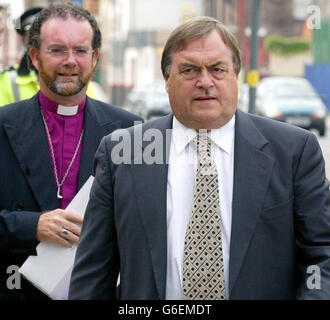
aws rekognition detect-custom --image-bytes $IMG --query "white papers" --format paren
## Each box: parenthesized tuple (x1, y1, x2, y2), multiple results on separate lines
(19, 176, 94, 300)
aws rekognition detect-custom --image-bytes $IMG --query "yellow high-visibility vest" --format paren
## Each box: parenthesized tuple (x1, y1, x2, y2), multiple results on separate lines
(0, 65, 39, 106)
(86, 82, 99, 100)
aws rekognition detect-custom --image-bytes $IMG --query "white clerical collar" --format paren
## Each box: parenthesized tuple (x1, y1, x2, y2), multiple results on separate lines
(57, 105, 79, 116)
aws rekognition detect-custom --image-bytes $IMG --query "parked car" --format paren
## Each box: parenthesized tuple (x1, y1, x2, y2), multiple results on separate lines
(125, 81, 171, 120)
(256, 76, 327, 136)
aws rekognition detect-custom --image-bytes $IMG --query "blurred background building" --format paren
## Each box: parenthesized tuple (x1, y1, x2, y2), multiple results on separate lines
(0, 0, 329, 110)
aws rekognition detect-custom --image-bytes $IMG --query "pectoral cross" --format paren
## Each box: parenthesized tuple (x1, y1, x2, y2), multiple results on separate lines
(57, 187, 63, 200)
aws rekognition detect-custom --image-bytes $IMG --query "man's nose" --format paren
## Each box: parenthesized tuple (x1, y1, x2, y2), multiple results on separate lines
(63, 50, 78, 65)
(196, 70, 214, 89)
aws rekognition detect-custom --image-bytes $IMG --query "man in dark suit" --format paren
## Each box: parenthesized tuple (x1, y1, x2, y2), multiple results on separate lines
(0, 3, 141, 300)
(69, 17, 330, 300)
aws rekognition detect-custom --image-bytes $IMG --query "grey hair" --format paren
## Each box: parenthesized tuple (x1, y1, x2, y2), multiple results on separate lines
(161, 16, 242, 79)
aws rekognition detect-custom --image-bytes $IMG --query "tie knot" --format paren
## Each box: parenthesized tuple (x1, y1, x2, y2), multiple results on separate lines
(191, 133, 211, 157)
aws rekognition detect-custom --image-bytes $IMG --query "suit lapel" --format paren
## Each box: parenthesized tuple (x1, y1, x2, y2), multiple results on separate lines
(129, 114, 173, 300)
(78, 99, 104, 188)
(4, 95, 59, 210)
(229, 111, 275, 295)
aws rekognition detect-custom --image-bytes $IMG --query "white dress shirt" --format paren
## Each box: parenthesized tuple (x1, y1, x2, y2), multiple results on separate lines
(166, 115, 235, 300)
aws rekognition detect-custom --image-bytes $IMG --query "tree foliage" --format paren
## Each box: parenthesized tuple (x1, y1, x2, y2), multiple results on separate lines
(264, 35, 311, 56)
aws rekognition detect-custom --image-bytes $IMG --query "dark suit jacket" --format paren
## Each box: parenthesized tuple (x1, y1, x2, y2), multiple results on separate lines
(0, 93, 142, 299)
(69, 110, 330, 300)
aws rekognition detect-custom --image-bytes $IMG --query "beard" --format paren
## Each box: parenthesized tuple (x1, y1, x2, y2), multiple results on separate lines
(38, 59, 94, 96)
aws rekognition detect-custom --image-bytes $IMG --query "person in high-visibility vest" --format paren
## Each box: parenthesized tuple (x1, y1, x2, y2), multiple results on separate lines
(0, 7, 42, 106)
(0, 7, 106, 106)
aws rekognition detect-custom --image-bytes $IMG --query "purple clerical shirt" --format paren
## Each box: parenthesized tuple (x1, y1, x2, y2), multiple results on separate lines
(39, 91, 85, 209)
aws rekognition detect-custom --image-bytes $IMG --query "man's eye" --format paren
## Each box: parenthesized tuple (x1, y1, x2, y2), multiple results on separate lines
(213, 67, 224, 73)
(182, 68, 198, 77)
(52, 48, 63, 54)
(212, 67, 227, 78)
(75, 49, 88, 55)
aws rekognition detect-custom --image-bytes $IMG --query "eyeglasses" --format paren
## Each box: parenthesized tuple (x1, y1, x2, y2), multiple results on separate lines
(45, 48, 95, 58)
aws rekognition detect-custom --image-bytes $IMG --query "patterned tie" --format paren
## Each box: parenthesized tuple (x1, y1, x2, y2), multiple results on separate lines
(182, 133, 226, 300)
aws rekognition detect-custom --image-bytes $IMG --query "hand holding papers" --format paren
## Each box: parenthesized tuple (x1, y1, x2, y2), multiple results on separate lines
(19, 176, 94, 300)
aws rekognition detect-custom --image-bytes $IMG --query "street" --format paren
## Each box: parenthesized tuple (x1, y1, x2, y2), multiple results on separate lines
(317, 116, 330, 179)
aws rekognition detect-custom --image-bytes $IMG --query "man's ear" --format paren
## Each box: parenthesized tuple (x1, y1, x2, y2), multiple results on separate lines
(165, 77, 170, 93)
(92, 48, 100, 69)
(29, 47, 40, 71)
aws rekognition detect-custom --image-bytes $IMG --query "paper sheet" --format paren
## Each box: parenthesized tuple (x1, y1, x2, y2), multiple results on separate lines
(19, 176, 94, 300)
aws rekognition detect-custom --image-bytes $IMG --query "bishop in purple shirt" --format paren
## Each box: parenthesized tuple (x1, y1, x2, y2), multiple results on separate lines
(0, 3, 142, 300)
